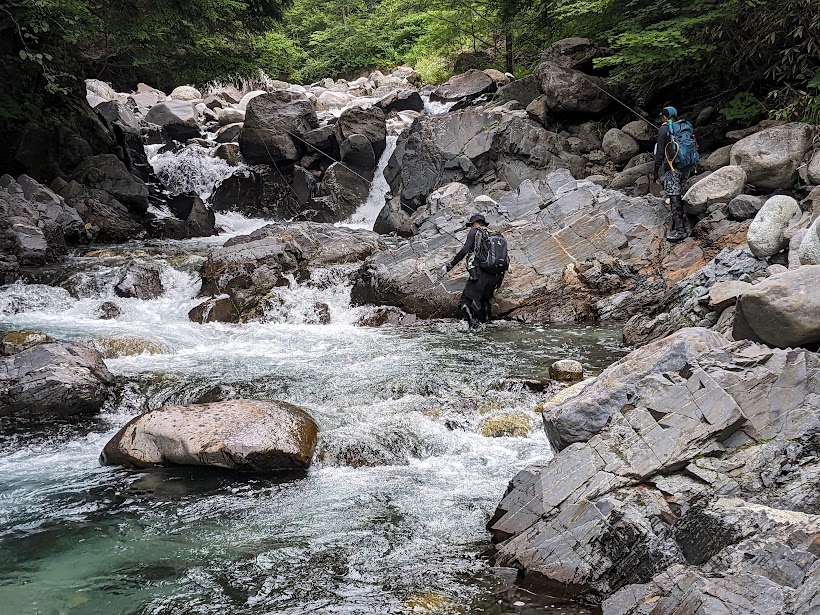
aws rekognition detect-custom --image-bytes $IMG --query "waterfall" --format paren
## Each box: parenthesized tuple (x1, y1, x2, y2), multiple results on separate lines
(341, 135, 399, 230)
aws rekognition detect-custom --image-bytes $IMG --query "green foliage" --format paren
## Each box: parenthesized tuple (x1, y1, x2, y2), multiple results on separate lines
(719, 93, 766, 124)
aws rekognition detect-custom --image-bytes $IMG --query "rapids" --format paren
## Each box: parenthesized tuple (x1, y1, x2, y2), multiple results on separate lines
(0, 106, 621, 615)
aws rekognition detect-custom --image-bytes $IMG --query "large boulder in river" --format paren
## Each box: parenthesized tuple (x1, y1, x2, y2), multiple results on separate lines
(682, 165, 746, 214)
(100, 399, 319, 472)
(375, 90, 424, 114)
(729, 122, 814, 189)
(733, 265, 820, 348)
(0, 342, 114, 419)
(239, 91, 319, 164)
(430, 69, 496, 104)
(746, 194, 800, 258)
(384, 109, 582, 212)
(357, 170, 737, 322)
(531, 61, 612, 114)
(489, 334, 820, 610)
(308, 161, 371, 223)
(114, 262, 164, 299)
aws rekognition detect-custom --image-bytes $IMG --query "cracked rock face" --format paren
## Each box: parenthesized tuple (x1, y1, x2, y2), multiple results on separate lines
(354, 170, 750, 321)
(100, 399, 319, 472)
(488, 330, 820, 612)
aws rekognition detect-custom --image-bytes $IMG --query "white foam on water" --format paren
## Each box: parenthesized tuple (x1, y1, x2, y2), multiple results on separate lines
(339, 136, 398, 231)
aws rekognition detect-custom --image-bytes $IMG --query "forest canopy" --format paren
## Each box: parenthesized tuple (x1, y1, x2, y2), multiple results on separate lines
(2, 0, 819, 123)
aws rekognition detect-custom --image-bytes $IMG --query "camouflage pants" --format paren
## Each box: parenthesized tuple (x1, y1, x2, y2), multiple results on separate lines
(662, 168, 691, 197)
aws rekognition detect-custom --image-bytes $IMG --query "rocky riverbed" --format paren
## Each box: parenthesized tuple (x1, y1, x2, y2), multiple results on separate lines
(1, 35, 820, 614)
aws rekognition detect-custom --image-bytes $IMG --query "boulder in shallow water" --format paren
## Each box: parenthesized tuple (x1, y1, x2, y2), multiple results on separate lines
(188, 296, 241, 324)
(480, 413, 532, 438)
(549, 359, 584, 382)
(114, 262, 164, 300)
(95, 301, 121, 320)
(0, 342, 114, 419)
(89, 337, 164, 358)
(144, 100, 201, 142)
(99, 399, 319, 472)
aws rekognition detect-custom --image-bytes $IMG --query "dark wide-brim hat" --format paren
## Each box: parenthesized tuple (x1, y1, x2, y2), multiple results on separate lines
(466, 213, 487, 226)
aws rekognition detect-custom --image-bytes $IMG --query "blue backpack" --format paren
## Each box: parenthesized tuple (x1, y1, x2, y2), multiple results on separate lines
(665, 120, 699, 171)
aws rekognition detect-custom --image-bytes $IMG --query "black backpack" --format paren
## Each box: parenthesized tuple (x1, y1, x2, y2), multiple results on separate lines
(474, 227, 509, 274)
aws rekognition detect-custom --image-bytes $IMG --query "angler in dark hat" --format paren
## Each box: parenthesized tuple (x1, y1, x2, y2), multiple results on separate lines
(443, 213, 509, 329)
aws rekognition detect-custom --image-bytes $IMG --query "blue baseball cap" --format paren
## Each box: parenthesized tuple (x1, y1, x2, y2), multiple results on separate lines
(661, 106, 678, 118)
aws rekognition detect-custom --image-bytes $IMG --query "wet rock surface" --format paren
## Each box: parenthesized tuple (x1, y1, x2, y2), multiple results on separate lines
(199, 222, 384, 321)
(100, 399, 319, 472)
(0, 342, 114, 420)
(489, 330, 820, 612)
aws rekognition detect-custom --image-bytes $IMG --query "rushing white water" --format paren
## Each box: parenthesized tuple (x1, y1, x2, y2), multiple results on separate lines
(0, 242, 619, 614)
(148, 144, 241, 200)
(341, 136, 399, 231)
(422, 96, 458, 115)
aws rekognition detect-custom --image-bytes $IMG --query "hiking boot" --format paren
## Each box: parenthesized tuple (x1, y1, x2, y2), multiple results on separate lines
(666, 196, 688, 242)
(666, 228, 687, 242)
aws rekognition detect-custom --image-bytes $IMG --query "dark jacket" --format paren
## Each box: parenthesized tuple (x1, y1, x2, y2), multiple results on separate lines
(654, 122, 672, 176)
(449, 227, 480, 269)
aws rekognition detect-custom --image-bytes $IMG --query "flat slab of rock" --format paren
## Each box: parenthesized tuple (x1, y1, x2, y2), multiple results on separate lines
(100, 399, 319, 472)
(0, 342, 114, 419)
(489, 336, 820, 609)
(1, 330, 51, 355)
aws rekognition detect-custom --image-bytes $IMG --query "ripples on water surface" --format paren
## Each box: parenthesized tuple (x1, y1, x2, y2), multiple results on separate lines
(0, 215, 619, 614)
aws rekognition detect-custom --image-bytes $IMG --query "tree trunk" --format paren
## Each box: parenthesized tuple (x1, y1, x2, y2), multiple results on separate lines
(505, 30, 514, 74)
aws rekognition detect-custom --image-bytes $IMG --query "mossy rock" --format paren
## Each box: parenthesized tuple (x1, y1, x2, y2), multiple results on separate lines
(480, 413, 532, 438)
(91, 337, 164, 358)
(477, 399, 502, 414)
(1, 330, 52, 355)
(404, 592, 457, 613)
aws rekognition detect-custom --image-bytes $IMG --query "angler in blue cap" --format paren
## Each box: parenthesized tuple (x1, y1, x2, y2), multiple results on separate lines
(653, 105, 700, 242)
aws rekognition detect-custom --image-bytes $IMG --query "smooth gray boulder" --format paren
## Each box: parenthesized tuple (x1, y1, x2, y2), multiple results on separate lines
(729, 122, 814, 189)
(683, 165, 746, 214)
(621, 120, 655, 144)
(798, 215, 820, 265)
(746, 195, 800, 257)
(808, 149, 820, 185)
(239, 91, 319, 164)
(532, 62, 612, 114)
(733, 265, 820, 348)
(334, 106, 387, 159)
(0, 342, 114, 419)
(100, 399, 319, 471)
(430, 69, 496, 103)
(169, 85, 201, 101)
(701, 144, 733, 172)
(602, 128, 640, 164)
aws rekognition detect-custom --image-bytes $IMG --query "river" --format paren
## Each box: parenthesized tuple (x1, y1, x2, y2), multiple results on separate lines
(0, 104, 624, 615)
